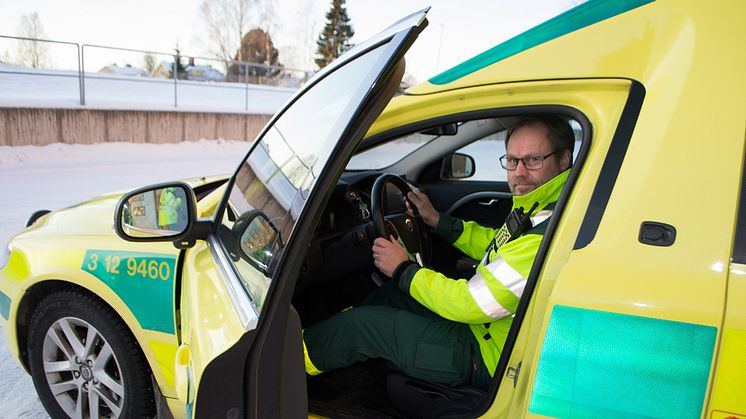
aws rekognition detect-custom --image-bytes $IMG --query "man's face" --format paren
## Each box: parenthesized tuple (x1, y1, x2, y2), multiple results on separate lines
(506, 123, 569, 195)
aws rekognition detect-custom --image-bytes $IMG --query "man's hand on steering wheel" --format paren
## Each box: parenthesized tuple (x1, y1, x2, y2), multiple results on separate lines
(405, 190, 440, 228)
(372, 235, 409, 277)
(371, 174, 433, 269)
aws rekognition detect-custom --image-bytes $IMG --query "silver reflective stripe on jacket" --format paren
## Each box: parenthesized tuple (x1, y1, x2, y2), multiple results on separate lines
(530, 210, 552, 227)
(467, 209, 551, 319)
(486, 256, 526, 298)
(468, 257, 526, 319)
(467, 270, 512, 320)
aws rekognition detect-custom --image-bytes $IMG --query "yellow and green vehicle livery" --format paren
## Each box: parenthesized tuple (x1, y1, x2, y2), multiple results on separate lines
(0, 175, 229, 417)
(1, 0, 744, 418)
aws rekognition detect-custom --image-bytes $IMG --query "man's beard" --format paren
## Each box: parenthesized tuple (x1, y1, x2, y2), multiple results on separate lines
(509, 177, 539, 195)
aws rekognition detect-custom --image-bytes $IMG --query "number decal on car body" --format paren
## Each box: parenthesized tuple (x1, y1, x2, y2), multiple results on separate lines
(81, 250, 177, 333)
(84, 252, 172, 281)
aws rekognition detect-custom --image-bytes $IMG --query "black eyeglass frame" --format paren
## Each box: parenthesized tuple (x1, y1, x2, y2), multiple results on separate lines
(499, 151, 558, 170)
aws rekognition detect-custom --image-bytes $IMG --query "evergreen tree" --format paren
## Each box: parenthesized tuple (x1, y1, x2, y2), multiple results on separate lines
(315, 0, 354, 69)
(173, 47, 187, 79)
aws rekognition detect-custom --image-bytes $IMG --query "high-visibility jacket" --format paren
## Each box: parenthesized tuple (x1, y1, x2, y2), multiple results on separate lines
(158, 187, 182, 227)
(394, 169, 570, 377)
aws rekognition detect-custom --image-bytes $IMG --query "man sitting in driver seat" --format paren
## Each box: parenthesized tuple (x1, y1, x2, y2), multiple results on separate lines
(303, 116, 574, 390)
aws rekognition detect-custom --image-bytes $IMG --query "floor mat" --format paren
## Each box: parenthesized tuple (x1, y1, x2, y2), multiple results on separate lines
(307, 360, 406, 418)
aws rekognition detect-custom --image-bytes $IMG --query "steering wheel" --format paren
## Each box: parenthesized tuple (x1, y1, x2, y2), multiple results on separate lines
(370, 174, 432, 267)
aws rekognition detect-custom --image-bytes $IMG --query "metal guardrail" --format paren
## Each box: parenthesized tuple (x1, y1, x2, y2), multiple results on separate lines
(0, 34, 312, 109)
(0, 34, 83, 103)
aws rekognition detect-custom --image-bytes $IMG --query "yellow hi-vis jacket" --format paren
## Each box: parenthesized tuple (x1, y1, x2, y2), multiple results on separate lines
(394, 169, 570, 377)
(158, 187, 182, 227)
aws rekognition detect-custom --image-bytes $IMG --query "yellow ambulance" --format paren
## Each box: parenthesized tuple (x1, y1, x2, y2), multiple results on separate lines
(1, 0, 743, 417)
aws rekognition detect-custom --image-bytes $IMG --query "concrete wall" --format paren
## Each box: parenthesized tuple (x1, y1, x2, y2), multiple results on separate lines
(0, 108, 273, 146)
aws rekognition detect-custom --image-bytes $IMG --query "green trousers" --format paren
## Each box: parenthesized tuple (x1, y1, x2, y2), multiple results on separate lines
(303, 281, 491, 389)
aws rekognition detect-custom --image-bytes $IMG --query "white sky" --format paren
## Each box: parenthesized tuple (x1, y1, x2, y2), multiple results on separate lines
(0, 0, 582, 84)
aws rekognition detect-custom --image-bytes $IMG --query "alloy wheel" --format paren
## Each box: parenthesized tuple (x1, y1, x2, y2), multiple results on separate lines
(42, 316, 125, 418)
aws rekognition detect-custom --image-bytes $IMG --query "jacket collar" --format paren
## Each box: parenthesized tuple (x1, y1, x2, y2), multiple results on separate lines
(511, 169, 570, 214)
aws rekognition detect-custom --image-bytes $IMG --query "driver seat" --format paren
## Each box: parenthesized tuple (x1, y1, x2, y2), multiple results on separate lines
(386, 371, 486, 419)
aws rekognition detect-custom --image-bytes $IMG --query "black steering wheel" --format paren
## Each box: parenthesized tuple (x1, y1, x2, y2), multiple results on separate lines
(370, 174, 432, 267)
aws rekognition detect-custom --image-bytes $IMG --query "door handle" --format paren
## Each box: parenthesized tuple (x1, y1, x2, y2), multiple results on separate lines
(506, 361, 522, 387)
(478, 199, 500, 207)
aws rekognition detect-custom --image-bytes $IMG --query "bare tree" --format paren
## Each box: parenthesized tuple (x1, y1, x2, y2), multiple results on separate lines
(256, 0, 278, 66)
(277, 0, 318, 71)
(143, 53, 156, 74)
(299, 0, 320, 71)
(16, 12, 50, 68)
(199, 0, 252, 71)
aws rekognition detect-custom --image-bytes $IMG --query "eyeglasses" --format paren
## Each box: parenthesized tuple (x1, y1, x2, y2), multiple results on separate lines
(499, 151, 557, 170)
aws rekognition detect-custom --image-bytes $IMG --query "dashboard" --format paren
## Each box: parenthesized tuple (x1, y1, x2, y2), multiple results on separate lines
(294, 171, 411, 319)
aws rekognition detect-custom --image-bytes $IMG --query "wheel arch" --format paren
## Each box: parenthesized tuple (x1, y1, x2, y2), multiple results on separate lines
(16, 280, 158, 384)
(24, 282, 160, 418)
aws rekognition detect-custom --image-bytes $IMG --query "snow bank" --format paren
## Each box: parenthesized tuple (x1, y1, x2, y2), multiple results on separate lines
(0, 138, 249, 167)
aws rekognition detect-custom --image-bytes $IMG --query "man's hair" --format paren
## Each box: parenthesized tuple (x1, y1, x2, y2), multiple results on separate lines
(505, 115, 575, 155)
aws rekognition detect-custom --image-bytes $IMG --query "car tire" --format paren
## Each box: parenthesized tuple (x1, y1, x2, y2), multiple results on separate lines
(27, 290, 156, 419)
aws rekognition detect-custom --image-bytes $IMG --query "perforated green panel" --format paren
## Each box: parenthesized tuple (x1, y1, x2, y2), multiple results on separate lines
(529, 305, 716, 418)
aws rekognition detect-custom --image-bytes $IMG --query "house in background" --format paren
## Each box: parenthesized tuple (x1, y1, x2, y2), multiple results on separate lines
(98, 63, 148, 77)
(150, 58, 224, 82)
(150, 62, 172, 79)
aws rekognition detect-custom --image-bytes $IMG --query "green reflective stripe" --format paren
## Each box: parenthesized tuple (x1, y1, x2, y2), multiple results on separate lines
(0, 290, 10, 320)
(81, 250, 176, 334)
(429, 0, 655, 85)
(530, 305, 716, 418)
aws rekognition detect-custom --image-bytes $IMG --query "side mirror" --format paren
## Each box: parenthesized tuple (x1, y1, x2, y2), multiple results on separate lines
(440, 153, 475, 179)
(115, 182, 203, 247)
(232, 210, 283, 276)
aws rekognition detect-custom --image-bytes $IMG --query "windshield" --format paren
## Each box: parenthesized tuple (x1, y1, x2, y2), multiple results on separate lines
(347, 131, 437, 170)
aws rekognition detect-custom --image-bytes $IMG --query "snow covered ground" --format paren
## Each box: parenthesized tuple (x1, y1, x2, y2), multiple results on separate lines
(0, 66, 295, 114)
(0, 140, 252, 418)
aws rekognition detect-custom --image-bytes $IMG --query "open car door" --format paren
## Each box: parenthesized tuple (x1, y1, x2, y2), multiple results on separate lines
(175, 9, 429, 418)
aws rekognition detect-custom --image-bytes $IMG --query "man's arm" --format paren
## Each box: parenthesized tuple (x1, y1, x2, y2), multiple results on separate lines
(441, 215, 499, 261)
(406, 191, 498, 260)
(380, 233, 543, 324)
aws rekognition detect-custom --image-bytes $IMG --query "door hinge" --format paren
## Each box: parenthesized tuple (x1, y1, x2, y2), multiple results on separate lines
(506, 362, 521, 387)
